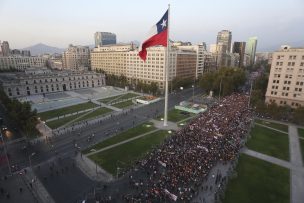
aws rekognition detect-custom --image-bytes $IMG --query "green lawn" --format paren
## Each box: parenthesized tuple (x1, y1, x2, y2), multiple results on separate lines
(98, 93, 139, 104)
(159, 109, 194, 122)
(73, 107, 113, 123)
(38, 102, 97, 120)
(247, 125, 289, 161)
(298, 128, 304, 138)
(112, 100, 134, 109)
(255, 119, 288, 132)
(300, 139, 304, 163)
(98, 95, 122, 103)
(88, 130, 170, 176)
(83, 122, 156, 154)
(46, 112, 86, 129)
(224, 154, 290, 203)
(117, 93, 139, 100)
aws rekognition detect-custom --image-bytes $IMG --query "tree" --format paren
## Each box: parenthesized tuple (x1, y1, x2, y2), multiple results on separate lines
(199, 72, 216, 93)
(150, 82, 159, 95)
(171, 77, 193, 91)
(293, 107, 304, 125)
(0, 87, 38, 138)
(199, 67, 246, 96)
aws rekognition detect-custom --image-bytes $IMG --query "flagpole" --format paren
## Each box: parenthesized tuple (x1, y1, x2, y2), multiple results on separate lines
(164, 4, 170, 127)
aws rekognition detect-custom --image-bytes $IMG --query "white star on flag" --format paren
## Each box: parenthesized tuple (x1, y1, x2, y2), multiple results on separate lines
(161, 19, 167, 29)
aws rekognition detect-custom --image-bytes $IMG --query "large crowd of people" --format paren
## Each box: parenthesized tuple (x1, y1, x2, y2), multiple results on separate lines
(125, 93, 253, 202)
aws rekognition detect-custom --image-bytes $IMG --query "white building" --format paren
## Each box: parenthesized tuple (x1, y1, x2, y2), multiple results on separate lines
(0, 56, 48, 70)
(265, 45, 304, 108)
(0, 68, 106, 98)
(62, 44, 90, 70)
(91, 44, 197, 90)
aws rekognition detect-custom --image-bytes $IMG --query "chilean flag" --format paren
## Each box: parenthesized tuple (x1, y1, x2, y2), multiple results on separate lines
(139, 10, 168, 61)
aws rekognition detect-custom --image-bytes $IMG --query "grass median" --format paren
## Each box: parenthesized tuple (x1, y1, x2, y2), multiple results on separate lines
(246, 125, 289, 161)
(88, 130, 170, 176)
(46, 112, 86, 129)
(83, 122, 156, 154)
(224, 154, 290, 203)
(298, 128, 304, 138)
(98, 93, 139, 104)
(73, 107, 113, 123)
(300, 139, 304, 163)
(38, 102, 97, 121)
(112, 100, 134, 109)
(255, 119, 288, 132)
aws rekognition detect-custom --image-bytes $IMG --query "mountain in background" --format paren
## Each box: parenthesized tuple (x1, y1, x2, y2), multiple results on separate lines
(22, 43, 65, 56)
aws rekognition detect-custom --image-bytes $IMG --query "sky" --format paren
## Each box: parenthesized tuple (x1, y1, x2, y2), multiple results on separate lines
(0, 0, 303, 51)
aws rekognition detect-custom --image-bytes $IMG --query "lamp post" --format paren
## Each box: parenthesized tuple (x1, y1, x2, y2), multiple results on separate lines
(116, 160, 126, 179)
(218, 77, 223, 102)
(248, 80, 253, 108)
(29, 152, 36, 169)
(192, 85, 194, 102)
(116, 166, 120, 179)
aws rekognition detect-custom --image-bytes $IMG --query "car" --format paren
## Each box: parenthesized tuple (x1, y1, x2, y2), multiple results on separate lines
(1, 125, 8, 132)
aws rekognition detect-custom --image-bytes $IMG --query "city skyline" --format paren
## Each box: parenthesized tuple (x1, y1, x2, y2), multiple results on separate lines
(0, 0, 303, 51)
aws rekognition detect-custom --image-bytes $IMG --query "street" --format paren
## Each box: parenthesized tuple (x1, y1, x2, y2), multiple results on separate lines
(1, 87, 203, 202)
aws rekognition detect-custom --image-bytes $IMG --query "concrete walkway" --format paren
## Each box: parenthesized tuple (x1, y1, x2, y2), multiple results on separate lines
(242, 148, 304, 173)
(75, 153, 114, 182)
(23, 167, 56, 203)
(288, 125, 304, 203)
(150, 119, 180, 131)
(33, 121, 53, 143)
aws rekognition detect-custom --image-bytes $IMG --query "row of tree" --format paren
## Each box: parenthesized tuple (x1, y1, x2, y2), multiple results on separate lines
(198, 67, 246, 96)
(0, 87, 38, 137)
(171, 77, 194, 91)
(98, 71, 162, 95)
(134, 81, 159, 95)
(105, 74, 128, 88)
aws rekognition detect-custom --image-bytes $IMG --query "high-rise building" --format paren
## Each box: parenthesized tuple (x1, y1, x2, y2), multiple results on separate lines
(232, 42, 246, 67)
(62, 44, 90, 70)
(210, 43, 226, 67)
(11, 49, 21, 55)
(22, 50, 31, 57)
(94, 32, 116, 47)
(216, 30, 232, 53)
(0, 41, 10, 56)
(90, 44, 197, 90)
(175, 42, 216, 78)
(245, 37, 258, 66)
(210, 42, 240, 68)
(265, 45, 304, 108)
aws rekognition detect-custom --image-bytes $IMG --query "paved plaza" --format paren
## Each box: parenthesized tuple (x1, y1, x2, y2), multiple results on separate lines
(20, 86, 128, 113)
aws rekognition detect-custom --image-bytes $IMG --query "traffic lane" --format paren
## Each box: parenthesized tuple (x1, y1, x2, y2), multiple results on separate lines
(9, 88, 203, 169)
(30, 113, 151, 165)
(31, 88, 201, 161)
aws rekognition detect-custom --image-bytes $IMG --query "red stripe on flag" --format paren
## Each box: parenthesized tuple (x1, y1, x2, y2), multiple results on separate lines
(138, 29, 168, 61)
